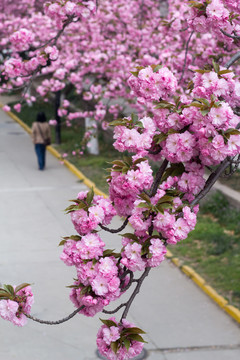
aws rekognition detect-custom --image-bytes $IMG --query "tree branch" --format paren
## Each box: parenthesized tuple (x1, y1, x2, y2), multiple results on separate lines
(224, 51, 240, 69)
(120, 267, 151, 321)
(179, 30, 194, 82)
(149, 159, 168, 197)
(220, 28, 240, 40)
(99, 216, 130, 233)
(102, 303, 127, 315)
(191, 158, 231, 207)
(24, 305, 84, 325)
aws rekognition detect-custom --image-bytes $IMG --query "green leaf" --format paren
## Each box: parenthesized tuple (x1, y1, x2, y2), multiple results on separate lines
(100, 319, 118, 327)
(14, 283, 31, 294)
(127, 334, 147, 343)
(59, 239, 67, 246)
(3, 284, 15, 297)
(196, 98, 210, 106)
(218, 69, 233, 75)
(111, 160, 125, 167)
(137, 202, 149, 208)
(133, 157, 147, 165)
(121, 233, 139, 241)
(109, 120, 125, 126)
(153, 133, 167, 144)
(130, 71, 139, 77)
(122, 166, 129, 174)
(135, 121, 144, 128)
(86, 187, 94, 206)
(102, 249, 116, 257)
(193, 69, 210, 74)
(123, 156, 132, 167)
(59, 235, 81, 246)
(138, 192, 151, 203)
(200, 109, 210, 116)
(110, 341, 119, 354)
(152, 64, 162, 73)
(123, 338, 131, 351)
(121, 327, 146, 335)
(0, 290, 10, 299)
(225, 129, 240, 136)
(157, 195, 174, 204)
(212, 60, 220, 73)
(131, 113, 138, 124)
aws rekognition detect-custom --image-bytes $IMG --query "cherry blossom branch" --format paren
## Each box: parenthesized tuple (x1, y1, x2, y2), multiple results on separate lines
(99, 216, 130, 233)
(190, 158, 231, 207)
(24, 305, 84, 325)
(191, 120, 240, 204)
(179, 30, 194, 82)
(30, 15, 76, 51)
(120, 267, 151, 321)
(225, 51, 240, 69)
(220, 29, 240, 40)
(149, 159, 168, 197)
(102, 303, 127, 315)
(120, 271, 134, 292)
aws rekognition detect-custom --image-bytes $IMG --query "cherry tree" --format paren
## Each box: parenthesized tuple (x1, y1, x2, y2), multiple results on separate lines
(1, 1, 240, 359)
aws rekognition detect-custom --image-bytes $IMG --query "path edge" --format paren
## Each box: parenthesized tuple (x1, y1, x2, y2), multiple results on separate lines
(2, 105, 240, 325)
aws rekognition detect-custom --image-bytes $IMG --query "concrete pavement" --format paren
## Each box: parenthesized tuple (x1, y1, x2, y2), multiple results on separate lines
(0, 108, 240, 360)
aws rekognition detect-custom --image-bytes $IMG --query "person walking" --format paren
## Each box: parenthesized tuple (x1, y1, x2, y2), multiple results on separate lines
(32, 112, 51, 170)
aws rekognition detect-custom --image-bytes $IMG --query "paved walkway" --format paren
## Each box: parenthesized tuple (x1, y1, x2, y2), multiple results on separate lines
(0, 108, 239, 360)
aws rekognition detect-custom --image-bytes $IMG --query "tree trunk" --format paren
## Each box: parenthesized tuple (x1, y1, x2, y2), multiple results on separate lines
(85, 117, 99, 155)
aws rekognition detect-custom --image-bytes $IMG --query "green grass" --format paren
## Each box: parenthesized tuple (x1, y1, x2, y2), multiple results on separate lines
(218, 171, 240, 192)
(169, 192, 240, 309)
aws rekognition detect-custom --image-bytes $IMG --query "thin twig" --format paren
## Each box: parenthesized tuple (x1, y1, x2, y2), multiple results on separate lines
(149, 159, 168, 197)
(191, 158, 231, 207)
(179, 30, 194, 82)
(102, 303, 127, 315)
(99, 216, 130, 233)
(24, 305, 84, 325)
(220, 29, 240, 40)
(120, 271, 134, 292)
(120, 267, 151, 321)
(224, 51, 240, 69)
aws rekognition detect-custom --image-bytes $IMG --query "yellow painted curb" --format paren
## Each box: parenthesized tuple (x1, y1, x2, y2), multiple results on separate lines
(171, 257, 181, 267)
(191, 272, 206, 289)
(224, 305, 240, 323)
(181, 265, 195, 277)
(202, 285, 228, 308)
(3, 105, 240, 324)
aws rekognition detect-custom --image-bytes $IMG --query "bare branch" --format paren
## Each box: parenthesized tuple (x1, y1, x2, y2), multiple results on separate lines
(102, 303, 127, 315)
(99, 216, 130, 233)
(224, 51, 240, 69)
(179, 30, 194, 82)
(120, 267, 151, 321)
(149, 159, 168, 197)
(24, 305, 84, 325)
(191, 158, 231, 207)
(220, 28, 240, 40)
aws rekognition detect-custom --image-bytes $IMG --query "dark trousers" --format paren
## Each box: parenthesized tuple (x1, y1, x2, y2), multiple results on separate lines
(35, 144, 46, 170)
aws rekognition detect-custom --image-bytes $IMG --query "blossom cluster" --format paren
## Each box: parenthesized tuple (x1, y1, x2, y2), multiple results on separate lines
(128, 65, 178, 102)
(0, 285, 34, 327)
(70, 191, 117, 235)
(108, 157, 154, 217)
(44, 0, 96, 28)
(97, 318, 145, 360)
(187, 0, 240, 45)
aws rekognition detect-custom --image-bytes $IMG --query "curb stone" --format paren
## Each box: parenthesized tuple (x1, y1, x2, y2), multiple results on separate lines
(2, 104, 240, 325)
